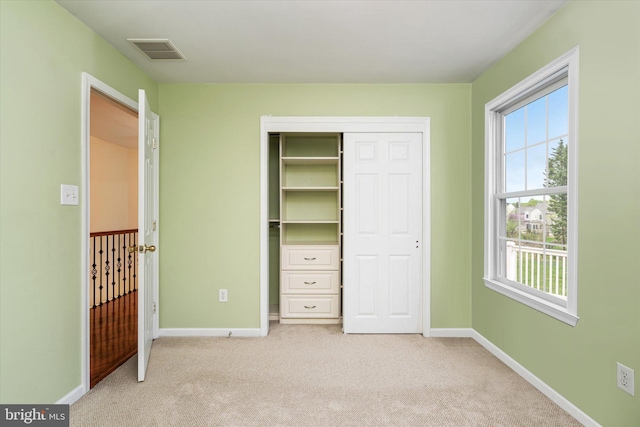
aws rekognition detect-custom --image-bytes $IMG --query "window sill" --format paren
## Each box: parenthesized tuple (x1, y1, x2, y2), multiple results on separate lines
(483, 278, 579, 326)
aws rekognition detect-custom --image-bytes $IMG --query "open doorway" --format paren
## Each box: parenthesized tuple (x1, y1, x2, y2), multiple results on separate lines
(88, 89, 139, 387)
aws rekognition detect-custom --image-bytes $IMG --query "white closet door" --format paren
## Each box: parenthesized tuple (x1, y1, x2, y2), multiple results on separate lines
(343, 133, 422, 333)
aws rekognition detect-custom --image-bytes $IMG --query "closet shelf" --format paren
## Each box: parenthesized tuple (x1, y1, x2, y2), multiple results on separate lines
(281, 220, 339, 224)
(282, 187, 339, 192)
(281, 240, 340, 246)
(282, 157, 339, 165)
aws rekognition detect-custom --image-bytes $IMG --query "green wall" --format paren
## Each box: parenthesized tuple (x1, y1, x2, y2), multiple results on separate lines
(158, 84, 472, 329)
(471, 1, 640, 425)
(0, 0, 157, 403)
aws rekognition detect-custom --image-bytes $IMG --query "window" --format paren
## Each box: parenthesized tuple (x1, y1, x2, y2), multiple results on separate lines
(484, 48, 579, 326)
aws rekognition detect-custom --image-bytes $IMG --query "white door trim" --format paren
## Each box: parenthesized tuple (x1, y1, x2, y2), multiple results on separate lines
(259, 116, 431, 337)
(80, 73, 160, 397)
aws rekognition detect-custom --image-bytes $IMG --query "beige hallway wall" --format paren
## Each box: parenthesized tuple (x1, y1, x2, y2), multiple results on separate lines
(90, 136, 137, 232)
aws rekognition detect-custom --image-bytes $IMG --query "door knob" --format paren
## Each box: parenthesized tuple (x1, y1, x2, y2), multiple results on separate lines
(129, 245, 156, 253)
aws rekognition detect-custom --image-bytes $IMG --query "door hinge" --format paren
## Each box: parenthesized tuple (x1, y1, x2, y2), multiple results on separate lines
(153, 302, 157, 314)
(152, 138, 158, 150)
(152, 220, 157, 231)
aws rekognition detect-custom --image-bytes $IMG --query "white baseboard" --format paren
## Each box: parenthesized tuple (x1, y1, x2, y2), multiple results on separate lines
(429, 328, 475, 338)
(159, 328, 261, 337)
(57, 384, 84, 405)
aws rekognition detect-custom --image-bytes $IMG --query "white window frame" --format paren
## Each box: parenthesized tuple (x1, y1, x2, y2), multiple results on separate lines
(484, 47, 579, 326)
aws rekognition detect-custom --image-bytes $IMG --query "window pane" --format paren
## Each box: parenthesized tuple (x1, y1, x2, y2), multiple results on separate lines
(505, 107, 525, 152)
(505, 151, 525, 192)
(545, 139, 568, 188)
(520, 196, 545, 245)
(526, 96, 547, 145)
(505, 198, 520, 240)
(548, 85, 568, 139)
(546, 193, 568, 248)
(526, 143, 547, 190)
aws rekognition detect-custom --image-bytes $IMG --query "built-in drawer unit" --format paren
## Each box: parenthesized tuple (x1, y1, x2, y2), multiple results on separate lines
(281, 245, 339, 270)
(280, 295, 340, 318)
(281, 271, 340, 294)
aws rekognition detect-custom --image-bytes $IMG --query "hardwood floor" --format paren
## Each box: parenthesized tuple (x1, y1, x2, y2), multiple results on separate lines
(90, 291, 137, 388)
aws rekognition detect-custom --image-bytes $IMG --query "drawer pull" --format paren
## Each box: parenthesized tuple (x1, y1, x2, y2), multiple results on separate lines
(304, 281, 317, 285)
(304, 257, 316, 261)
(304, 305, 317, 309)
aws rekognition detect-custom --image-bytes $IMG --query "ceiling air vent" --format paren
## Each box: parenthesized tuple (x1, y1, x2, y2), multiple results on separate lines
(127, 39, 186, 61)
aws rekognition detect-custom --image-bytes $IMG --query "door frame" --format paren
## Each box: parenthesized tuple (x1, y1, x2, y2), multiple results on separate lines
(80, 73, 160, 394)
(259, 116, 431, 337)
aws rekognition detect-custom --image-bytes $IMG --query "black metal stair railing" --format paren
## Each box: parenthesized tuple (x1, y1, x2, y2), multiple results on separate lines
(89, 229, 138, 308)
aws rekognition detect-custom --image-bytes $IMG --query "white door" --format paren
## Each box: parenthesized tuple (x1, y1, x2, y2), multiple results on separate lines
(137, 90, 159, 381)
(343, 133, 422, 334)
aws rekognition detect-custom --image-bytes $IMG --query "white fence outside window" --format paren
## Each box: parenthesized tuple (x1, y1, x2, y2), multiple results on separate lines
(506, 241, 567, 298)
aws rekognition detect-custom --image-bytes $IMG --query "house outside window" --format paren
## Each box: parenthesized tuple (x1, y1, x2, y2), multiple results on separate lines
(484, 48, 579, 326)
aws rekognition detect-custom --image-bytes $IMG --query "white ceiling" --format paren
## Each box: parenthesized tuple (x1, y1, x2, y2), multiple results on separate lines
(57, 0, 566, 84)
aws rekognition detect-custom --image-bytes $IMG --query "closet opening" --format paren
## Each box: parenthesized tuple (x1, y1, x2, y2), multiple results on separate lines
(268, 133, 343, 325)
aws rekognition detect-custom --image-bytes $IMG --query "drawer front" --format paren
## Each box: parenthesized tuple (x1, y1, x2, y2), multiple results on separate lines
(281, 246, 339, 270)
(281, 271, 340, 294)
(280, 295, 340, 318)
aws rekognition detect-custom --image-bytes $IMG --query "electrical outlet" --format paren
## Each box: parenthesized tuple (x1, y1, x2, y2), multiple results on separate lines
(219, 289, 228, 303)
(617, 362, 634, 396)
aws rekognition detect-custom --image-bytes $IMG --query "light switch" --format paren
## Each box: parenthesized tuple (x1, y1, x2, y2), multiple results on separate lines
(61, 184, 79, 205)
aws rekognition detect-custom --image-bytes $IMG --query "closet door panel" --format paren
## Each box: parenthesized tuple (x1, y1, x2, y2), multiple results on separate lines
(355, 174, 379, 236)
(343, 133, 422, 334)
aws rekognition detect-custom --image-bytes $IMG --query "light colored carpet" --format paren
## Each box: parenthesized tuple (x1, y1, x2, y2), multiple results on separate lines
(71, 323, 582, 426)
